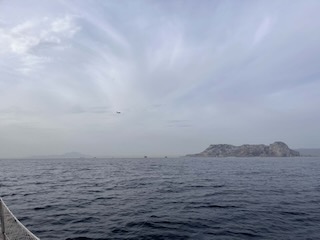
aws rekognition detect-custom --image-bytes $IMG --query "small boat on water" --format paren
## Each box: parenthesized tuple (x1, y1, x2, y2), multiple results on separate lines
(0, 198, 39, 240)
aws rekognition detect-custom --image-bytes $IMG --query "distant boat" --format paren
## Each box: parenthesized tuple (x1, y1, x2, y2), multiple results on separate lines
(144, 156, 148, 158)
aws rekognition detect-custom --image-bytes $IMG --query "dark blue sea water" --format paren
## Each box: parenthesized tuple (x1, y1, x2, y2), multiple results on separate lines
(1, 157, 320, 240)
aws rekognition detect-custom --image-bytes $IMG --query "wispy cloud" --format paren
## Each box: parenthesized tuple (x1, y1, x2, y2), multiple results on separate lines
(0, 0, 320, 157)
(253, 17, 273, 46)
(69, 105, 111, 114)
(0, 14, 80, 76)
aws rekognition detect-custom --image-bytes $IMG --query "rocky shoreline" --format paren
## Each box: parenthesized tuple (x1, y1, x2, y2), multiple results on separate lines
(187, 141, 300, 157)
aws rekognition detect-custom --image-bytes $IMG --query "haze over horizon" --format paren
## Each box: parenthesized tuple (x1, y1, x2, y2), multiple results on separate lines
(1, 0, 320, 158)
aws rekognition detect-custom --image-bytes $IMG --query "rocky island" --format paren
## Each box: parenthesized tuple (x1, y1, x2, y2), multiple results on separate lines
(187, 141, 300, 157)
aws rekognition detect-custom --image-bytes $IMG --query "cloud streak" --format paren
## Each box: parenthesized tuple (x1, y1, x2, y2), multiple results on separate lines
(0, 0, 320, 157)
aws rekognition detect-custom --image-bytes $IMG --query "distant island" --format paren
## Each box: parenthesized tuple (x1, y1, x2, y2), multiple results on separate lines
(30, 152, 91, 159)
(187, 141, 300, 157)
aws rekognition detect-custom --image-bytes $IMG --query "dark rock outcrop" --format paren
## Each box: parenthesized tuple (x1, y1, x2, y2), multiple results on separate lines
(187, 141, 300, 157)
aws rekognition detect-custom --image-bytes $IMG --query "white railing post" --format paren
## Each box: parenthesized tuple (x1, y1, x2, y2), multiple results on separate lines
(0, 198, 6, 240)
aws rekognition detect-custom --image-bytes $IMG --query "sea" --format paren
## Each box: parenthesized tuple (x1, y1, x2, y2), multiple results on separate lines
(1, 157, 320, 240)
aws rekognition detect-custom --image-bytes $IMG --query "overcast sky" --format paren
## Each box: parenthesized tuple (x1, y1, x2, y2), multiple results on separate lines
(1, 0, 320, 157)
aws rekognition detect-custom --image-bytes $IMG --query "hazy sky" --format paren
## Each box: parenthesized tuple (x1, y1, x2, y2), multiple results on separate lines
(1, 0, 320, 157)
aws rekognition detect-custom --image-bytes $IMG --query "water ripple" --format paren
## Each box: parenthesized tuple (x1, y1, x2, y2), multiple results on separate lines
(1, 157, 320, 239)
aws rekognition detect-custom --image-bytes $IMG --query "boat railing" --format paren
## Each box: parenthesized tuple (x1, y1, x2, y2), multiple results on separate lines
(0, 198, 39, 240)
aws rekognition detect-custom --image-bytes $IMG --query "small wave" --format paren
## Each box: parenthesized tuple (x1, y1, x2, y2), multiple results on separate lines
(66, 238, 94, 240)
(184, 202, 239, 209)
(189, 184, 225, 188)
(216, 230, 261, 238)
(94, 196, 114, 200)
(72, 217, 99, 224)
(34, 205, 53, 210)
(280, 211, 308, 216)
(206, 204, 238, 209)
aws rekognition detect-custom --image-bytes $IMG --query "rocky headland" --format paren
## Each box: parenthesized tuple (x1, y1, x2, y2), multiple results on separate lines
(187, 141, 300, 157)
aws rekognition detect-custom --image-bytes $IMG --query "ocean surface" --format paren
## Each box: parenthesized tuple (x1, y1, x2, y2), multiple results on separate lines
(1, 157, 320, 240)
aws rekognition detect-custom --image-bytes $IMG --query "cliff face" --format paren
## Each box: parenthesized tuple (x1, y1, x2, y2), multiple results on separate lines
(187, 141, 300, 157)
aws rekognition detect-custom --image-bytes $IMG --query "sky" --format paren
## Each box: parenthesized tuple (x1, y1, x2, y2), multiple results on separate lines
(1, 0, 320, 158)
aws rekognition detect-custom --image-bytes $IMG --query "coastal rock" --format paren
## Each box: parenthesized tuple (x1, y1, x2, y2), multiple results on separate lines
(187, 141, 300, 157)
